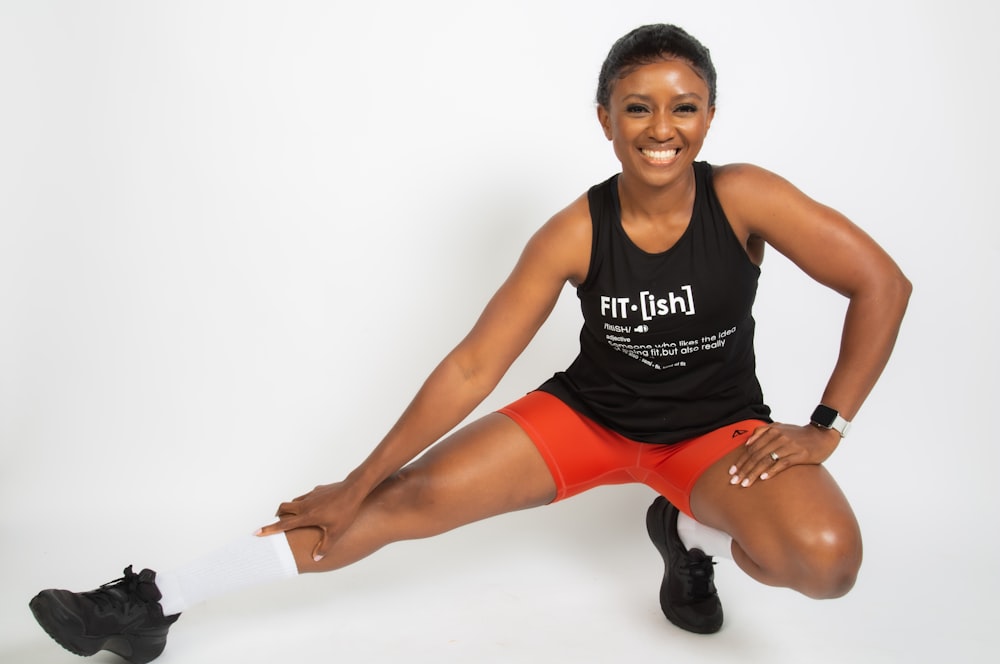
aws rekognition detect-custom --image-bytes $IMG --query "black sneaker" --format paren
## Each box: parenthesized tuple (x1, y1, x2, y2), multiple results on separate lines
(645, 496, 723, 634)
(29, 565, 180, 664)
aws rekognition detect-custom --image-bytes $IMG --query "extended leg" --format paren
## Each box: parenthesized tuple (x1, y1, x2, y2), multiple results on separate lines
(287, 412, 558, 573)
(29, 412, 557, 663)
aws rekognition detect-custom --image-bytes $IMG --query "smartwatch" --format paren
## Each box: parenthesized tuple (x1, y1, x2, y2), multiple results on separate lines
(810, 405, 851, 438)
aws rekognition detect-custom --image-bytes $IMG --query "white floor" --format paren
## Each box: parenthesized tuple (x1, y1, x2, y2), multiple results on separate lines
(2, 482, 992, 664)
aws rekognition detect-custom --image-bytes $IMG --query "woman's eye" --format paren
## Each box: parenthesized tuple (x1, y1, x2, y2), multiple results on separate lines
(675, 104, 698, 114)
(626, 104, 649, 114)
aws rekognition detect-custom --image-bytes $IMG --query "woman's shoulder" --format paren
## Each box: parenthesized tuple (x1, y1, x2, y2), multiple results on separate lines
(703, 162, 832, 256)
(708, 162, 810, 222)
(710, 162, 790, 194)
(522, 192, 593, 287)
(540, 191, 592, 239)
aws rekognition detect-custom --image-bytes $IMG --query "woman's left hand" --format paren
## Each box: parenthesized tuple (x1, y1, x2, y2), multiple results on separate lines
(728, 422, 841, 488)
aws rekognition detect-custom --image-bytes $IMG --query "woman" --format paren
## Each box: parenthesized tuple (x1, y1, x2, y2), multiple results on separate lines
(29, 24, 910, 662)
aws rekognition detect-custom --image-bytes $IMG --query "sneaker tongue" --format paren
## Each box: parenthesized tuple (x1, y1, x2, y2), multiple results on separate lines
(687, 549, 710, 564)
(133, 569, 163, 602)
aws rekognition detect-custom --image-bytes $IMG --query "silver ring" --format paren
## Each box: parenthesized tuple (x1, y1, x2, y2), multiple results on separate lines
(769, 451, 780, 462)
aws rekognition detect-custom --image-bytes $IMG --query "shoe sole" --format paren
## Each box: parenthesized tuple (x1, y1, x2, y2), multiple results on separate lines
(29, 593, 165, 664)
(645, 496, 722, 635)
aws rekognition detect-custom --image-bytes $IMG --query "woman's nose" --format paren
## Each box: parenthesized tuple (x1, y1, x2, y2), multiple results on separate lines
(648, 111, 675, 141)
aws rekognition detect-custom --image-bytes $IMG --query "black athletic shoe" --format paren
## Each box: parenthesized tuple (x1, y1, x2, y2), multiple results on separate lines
(645, 496, 724, 634)
(29, 565, 180, 664)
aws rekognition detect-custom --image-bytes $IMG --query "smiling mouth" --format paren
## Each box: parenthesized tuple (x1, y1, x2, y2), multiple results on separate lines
(640, 148, 680, 162)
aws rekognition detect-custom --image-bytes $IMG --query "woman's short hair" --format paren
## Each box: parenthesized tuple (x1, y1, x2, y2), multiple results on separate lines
(597, 24, 717, 108)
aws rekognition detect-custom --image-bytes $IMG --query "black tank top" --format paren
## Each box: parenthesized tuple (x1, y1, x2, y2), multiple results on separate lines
(538, 162, 771, 444)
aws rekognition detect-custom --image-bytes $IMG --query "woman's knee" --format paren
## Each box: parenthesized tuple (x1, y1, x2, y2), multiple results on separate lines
(738, 514, 862, 599)
(791, 520, 863, 599)
(373, 467, 437, 517)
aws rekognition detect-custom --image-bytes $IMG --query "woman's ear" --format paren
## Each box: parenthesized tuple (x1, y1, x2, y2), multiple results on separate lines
(597, 105, 613, 141)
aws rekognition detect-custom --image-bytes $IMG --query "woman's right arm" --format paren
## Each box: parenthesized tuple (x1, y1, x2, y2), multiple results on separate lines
(258, 196, 592, 556)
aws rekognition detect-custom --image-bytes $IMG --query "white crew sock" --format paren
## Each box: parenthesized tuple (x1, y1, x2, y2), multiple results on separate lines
(676, 512, 733, 560)
(155, 532, 299, 616)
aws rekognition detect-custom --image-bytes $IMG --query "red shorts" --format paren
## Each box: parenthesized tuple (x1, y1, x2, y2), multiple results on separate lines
(498, 391, 766, 517)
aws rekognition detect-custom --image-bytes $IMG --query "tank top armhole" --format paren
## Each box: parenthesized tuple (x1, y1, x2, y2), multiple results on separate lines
(698, 162, 762, 272)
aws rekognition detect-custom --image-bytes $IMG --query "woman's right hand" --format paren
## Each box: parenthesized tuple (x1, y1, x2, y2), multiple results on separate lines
(257, 479, 369, 562)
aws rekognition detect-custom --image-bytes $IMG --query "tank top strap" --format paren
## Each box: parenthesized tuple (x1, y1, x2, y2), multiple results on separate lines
(692, 161, 722, 232)
(580, 174, 620, 290)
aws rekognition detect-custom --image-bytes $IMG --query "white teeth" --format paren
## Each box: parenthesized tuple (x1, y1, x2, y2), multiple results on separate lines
(642, 148, 679, 160)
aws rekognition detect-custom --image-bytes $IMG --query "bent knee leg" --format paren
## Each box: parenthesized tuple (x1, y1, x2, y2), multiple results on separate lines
(786, 521, 863, 599)
(736, 514, 863, 599)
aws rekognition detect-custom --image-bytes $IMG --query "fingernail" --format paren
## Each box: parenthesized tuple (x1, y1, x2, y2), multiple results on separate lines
(728, 465, 737, 475)
(741, 478, 751, 488)
(760, 473, 769, 480)
(313, 554, 324, 562)
(253, 528, 263, 536)
(730, 475, 740, 485)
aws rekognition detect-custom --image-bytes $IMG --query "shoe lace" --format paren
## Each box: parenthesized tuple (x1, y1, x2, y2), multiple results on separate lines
(682, 554, 717, 599)
(87, 565, 147, 611)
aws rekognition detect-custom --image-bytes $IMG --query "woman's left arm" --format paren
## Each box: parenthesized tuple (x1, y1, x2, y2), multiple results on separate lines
(716, 164, 912, 487)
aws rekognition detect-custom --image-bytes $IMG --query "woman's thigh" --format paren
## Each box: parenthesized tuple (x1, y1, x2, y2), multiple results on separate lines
(392, 412, 560, 529)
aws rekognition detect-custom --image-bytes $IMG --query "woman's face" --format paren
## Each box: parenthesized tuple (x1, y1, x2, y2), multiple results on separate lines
(598, 59, 715, 187)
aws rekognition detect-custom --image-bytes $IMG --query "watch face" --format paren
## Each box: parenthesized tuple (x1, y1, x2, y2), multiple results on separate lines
(811, 405, 838, 427)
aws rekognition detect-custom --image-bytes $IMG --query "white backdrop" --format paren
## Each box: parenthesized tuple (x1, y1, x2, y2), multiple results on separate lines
(2, 1, 996, 663)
